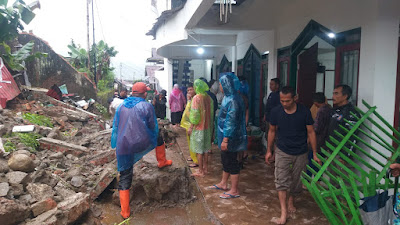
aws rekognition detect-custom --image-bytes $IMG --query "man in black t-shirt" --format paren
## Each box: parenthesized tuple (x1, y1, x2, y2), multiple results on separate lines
(265, 86, 321, 225)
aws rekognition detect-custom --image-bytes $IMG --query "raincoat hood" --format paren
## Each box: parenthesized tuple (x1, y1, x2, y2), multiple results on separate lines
(194, 79, 209, 94)
(219, 72, 240, 97)
(122, 96, 145, 108)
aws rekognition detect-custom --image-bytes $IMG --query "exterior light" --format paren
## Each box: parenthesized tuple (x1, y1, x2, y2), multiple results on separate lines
(197, 47, 204, 55)
(327, 33, 336, 38)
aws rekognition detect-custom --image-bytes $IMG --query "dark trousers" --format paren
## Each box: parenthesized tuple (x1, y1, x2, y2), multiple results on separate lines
(221, 151, 240, 175)
(118, 166, 133, 190)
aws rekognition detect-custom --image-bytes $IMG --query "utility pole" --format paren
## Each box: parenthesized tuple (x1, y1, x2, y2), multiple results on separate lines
(86, 0, 90, 71)
(92, 0, 97, 85)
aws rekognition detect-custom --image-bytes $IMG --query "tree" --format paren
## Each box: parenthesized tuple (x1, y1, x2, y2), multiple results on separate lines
(0, 0, 45, 72)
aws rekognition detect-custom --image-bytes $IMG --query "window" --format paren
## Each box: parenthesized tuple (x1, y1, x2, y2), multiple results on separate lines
(340, 50, 359, 105)
(335, 43, 360, 105)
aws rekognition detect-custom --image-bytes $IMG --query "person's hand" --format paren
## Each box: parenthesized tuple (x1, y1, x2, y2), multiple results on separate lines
(187, 127, 193, 136)
(390, 163, 400, 177)
(313, 153, 322, 165)
(221, 141, 228, 151)
(265, 150, 273, 165)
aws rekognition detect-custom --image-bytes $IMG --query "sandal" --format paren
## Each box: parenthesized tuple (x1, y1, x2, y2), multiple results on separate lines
(219, 192, 240, 199)
(189, 163, 198, 168)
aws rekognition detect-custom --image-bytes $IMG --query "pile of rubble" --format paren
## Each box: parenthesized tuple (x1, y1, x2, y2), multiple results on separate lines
(0, 88, 187, 225)
(0, 94, 117, 224)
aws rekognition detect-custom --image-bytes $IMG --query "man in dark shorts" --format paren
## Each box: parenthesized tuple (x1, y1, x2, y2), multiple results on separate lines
(265, 86, 321, 224)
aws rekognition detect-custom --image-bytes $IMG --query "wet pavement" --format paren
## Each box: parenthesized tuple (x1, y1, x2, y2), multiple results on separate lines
(175, 129, 328, 225)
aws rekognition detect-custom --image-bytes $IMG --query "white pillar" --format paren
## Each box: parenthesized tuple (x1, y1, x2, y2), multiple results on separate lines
(165, 58, 173, 120)
(357, 0, 399, 170)
(231, 46, 237, 73)
(213, 58, 217, 80)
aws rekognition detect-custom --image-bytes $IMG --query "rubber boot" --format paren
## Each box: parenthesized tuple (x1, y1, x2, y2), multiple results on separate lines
(156, 144, 172, 168)
(119, 190, 130, 219)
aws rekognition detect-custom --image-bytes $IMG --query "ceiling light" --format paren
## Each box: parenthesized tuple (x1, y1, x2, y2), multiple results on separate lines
(327, 33, 336, 38)
(197, 47, 204, 55)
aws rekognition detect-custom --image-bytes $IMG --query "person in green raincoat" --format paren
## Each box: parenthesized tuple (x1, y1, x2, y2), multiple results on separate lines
(188, 79, 214, 177)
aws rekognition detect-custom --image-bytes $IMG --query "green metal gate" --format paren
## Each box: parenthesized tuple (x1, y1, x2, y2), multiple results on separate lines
(302, 100, 400, 225)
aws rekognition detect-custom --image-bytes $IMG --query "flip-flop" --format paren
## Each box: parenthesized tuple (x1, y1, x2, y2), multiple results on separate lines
(206, 185, 228, 191)
(219, 192, 240, 199)
(189, 163, 198, 168)
(187, 158, 193, 161)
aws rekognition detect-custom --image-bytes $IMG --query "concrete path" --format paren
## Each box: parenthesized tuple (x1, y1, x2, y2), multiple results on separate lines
(175, 129, 328, 225)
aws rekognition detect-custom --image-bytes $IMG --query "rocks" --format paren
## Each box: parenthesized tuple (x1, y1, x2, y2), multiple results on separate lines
(25, 208, 59, 225)
(10, 183, 24, 196)
(8, 153, 35, 172)
(49, 152, 64, 159)
(0, 197, 30, 225)
(54, 181, 76, 199)
(70, 176, 83, 188)
(27, 183, 55, 201)
(0, 159, 9, 173)
(0, 182, 9, 197)
(6, 171, 28, 185)
(58, 193, 90, 224)
(31, 197, 57, 217)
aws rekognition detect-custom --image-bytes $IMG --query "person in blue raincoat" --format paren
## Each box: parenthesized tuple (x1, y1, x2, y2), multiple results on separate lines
(207, 72, 247, 199)
(111, 82, 158, 219)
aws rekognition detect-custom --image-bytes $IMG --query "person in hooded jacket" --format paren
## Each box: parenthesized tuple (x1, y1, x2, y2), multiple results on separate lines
(207, 73, 247, 199)
(111, 82, 171, 219)
(169, 84, 186, 127)
(188, 79, 214, 177)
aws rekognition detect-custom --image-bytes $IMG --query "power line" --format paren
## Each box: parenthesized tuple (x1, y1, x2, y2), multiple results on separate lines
(94, 0, 106, 42)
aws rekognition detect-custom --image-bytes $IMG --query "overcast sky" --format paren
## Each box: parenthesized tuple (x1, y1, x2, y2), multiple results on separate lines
(24, 0, 157, 80)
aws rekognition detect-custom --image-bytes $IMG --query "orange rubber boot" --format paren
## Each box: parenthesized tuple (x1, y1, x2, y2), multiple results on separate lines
(119, 190, 130, 219)
(156, 144, 172, 168)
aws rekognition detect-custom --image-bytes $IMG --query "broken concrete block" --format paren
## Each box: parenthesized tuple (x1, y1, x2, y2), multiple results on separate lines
(54, 181, 75, 200)
(89, 166, 117, 200)
(38, 137, 88, 157)
(12, 125, 35, 133)
(31, 197, 57, 217)
(0, 182, 9, 197)
(8, 153, 35, 172)
(25, 208, 58, 225)
(58, 193, 90, 224)
(0, 197, 30, 225)
(6, 171, 28, 185)
(27, 183, 55, 201)
(89, 151, 115, 166)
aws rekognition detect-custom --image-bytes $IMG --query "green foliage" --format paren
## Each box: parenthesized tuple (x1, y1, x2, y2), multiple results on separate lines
(22, 113, 53, 127)
(67, 39, 118, 85)
(17, 133, 41, 152)
(67, 39, 88, 69)
(4, 140, 16, 152)
(0, 0, 35, 42)
(0, 41, 47, 71)
(95, 103, 107, 115)
(115, 218, 130, 225)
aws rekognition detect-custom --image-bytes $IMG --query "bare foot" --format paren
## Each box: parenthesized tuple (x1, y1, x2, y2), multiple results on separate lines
(288, 197, 296, 213)
(288, 205, 296, 213)
(271, 216, 287, 225)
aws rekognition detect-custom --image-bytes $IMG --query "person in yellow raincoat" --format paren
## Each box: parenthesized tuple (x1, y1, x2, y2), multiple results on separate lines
(180, 83, 198, 167)
(188, 79, 214, 177)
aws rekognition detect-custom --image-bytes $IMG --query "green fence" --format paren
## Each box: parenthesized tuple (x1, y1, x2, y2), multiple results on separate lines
(302, 100, 400, 225)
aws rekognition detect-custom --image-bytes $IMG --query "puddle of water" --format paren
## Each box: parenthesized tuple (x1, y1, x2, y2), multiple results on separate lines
(97, 188, 213, 225)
